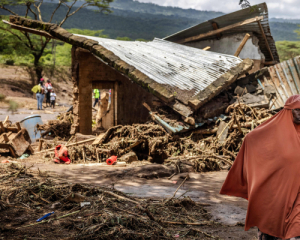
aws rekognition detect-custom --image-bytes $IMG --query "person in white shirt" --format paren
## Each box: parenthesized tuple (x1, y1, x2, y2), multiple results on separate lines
(50, 89, 57, 109)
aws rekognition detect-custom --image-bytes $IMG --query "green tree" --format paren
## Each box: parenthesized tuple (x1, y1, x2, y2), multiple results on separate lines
(116, 36, 131, 41)
(295, 25, 300, 38)
(276, 41, 300, 62)
(0, 0, 113, 84)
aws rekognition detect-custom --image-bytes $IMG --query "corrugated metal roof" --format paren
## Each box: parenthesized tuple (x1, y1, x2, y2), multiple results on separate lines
(267, 56, 300, 108)
(164, 3, 279, 63)
(7, 15, 253, 118)
(75, 35, 243, 95)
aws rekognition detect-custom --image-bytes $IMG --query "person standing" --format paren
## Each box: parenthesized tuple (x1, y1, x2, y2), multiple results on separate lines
(45, 79, 52, 107)
(220, 95, 300, 239)
(93, 89, 100, 108)
(36, 78, 45, 110)
(50, 89, 56, 109)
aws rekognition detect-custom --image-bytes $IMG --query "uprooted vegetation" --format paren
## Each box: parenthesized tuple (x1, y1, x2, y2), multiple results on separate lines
(37, 112, 73, 140)
(0, 163, 224, 239)
(36, 102, 278, 175)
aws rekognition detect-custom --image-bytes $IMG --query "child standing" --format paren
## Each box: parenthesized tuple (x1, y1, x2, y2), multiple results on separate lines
(50, 89, 57, 109)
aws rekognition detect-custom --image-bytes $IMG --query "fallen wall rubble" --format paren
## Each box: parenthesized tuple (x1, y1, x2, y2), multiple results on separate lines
(37, 112, 73, 140)
(37, 101, 277, 175)
(0, 117, 33, 157)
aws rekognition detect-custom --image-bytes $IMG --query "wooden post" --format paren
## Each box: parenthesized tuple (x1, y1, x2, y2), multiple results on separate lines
(3, 133, 9, 142)
(114, 82, 118, 126)
(234, 33, 251, 57)
(96, 149, 100, 163)
(16, 122, 21, 131)
(257, 20, 274, 61)
(202, 46, 210, 51)
(3, 116, 9, 125)
(178, 16, 263, 44)
(82, 147, 86, 163)
(0, 121, 5, 133)
(38, 139, 44, 151)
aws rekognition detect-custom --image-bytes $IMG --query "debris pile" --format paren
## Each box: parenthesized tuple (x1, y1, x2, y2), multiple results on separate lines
(37, 112, 73, 139)
(190, 103, 275, 171)
(0, 163, 220, 239)
(37, 101, 277, 175)
(0, 117, 33, 157)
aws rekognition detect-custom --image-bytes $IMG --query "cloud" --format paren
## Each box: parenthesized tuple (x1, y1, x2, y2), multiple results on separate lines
(135, 0, 300, 19)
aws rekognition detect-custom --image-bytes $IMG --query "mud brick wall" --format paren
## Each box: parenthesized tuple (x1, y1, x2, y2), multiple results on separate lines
(71, 46, 79, 135)
(116, 75, 158, 125)
(71, 47, 157, 134)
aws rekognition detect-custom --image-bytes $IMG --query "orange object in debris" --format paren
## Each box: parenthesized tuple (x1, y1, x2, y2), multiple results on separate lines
(106, 156, 117, 165)
(1, 160, 10, 164)
(53, 144, 71, 164)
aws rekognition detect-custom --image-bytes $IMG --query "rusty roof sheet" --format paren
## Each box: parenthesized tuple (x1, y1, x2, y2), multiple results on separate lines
(164, 3, 279, 63)
(76, 36, 243, 94)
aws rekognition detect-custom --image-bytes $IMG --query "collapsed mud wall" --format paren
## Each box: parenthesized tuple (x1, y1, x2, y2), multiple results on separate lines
(185, 33, 265, 73)
(71, 47, 159, 135)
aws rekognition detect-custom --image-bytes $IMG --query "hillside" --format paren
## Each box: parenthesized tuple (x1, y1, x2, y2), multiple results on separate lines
(0, 0, 299, 41)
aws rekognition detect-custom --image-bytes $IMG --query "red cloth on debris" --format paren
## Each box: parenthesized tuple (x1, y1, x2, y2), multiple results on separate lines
(220, 95, 300, 239)
(53, 144, 71, 164)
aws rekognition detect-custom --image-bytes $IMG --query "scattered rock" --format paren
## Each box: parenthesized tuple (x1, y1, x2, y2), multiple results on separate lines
(51, 202, 62, 209)
(245, 84, 257, 93)
(119, 151, 138, 163)
(264, 84, 276, 99)
(234, 86, 247, 96)
(66, 193, 85, 203)
(184, 117, 195, 126)
(240, 93, 266, 105)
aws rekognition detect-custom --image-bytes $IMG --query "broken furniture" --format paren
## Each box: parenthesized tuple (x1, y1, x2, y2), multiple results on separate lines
(0, 121, 34, 157)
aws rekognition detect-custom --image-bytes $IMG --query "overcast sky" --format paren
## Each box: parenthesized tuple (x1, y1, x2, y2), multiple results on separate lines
(136, 0, 299, 19)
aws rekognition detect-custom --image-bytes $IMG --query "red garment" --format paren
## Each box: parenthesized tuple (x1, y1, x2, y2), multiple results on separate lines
(220, 95, 300, 239)
(53, 145, 71, 164)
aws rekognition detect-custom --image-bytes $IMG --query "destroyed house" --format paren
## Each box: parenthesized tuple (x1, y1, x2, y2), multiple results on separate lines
(164, 2, 279, 73)
(5, 16, 253, 135)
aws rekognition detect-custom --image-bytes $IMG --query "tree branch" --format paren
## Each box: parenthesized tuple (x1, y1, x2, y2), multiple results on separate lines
(27, 4, 38, 20)
(0, 26, 30, 48)
(59, 0, 83, 27)
(22, 32, 35, 50)
(25, 4, 29, 18)
(37, 37, 51, 59)
(49, 0, 62, 23)
(0, 5, 18, 15)
(33, 0, 43, 21)
(66, 2, 88, 18)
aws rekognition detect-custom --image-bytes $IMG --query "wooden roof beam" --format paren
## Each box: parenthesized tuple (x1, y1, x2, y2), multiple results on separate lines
(2, 20, 56, 39)
(257, 20, 275, 62)
(177, 16, 264, 44)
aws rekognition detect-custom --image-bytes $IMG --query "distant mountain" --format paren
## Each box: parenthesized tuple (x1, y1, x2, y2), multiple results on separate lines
(110, 0, 223, 19)
(0, 0, 299, 41)
(270, 18, 300, 24)
(270, 22, 299, 41)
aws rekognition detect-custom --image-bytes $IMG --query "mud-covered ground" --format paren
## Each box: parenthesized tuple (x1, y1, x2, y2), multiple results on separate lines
(0, 65, 259, 239)
(0, 162, 258, 240)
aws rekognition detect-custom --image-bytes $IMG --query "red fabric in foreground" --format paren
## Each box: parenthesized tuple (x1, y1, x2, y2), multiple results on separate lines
(220, 95, 300, 239)
(54, 145, 71, 164)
